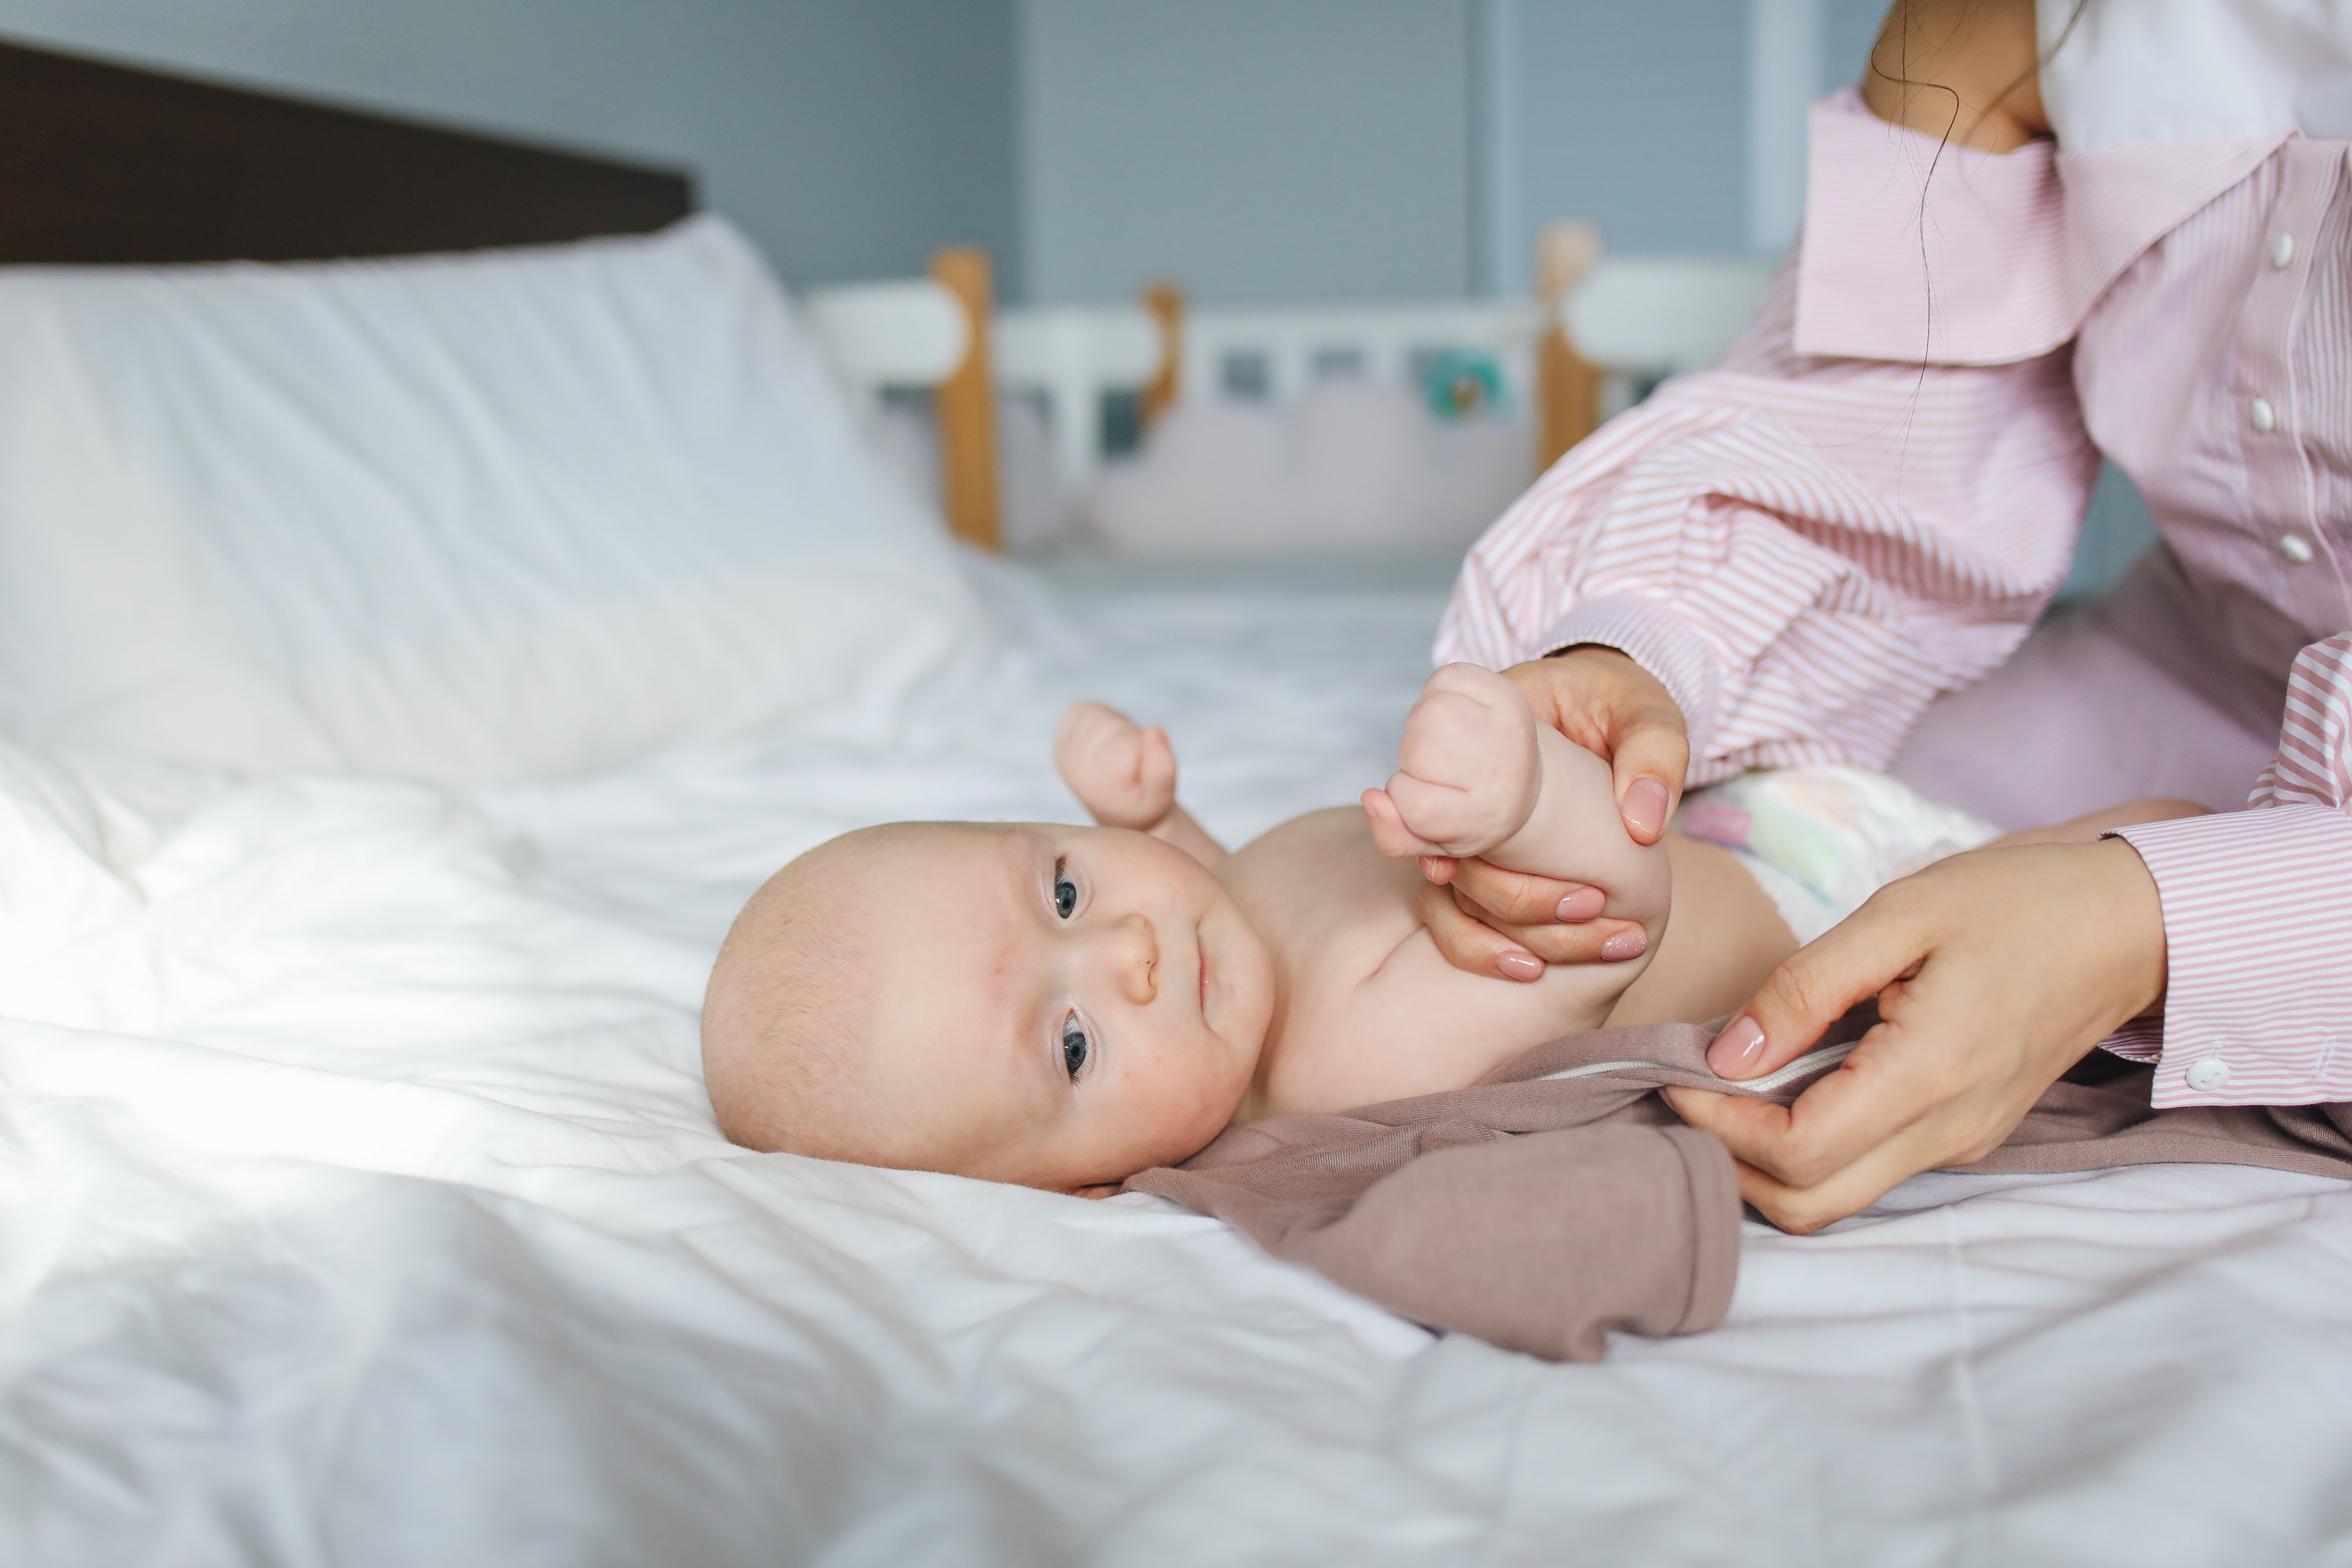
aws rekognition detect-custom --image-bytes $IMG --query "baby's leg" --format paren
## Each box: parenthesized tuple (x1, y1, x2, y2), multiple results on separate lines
(1365, 663, 1671, 959)
(1991, 797, 2210, 848)
(1603, 835, 1797, 1027)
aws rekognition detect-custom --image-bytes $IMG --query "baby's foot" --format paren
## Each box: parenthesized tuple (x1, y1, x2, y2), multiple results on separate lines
(1054, 701, 1178, 831)
(1363, 664, 1541, 859)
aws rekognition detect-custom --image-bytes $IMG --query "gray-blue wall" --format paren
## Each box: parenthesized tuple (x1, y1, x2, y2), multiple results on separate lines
(0, 0, 1020, 292)
(1017, 0, 1475, 306)
(1479, 0, 1889, 290)
(1498, 1, 1754, 260)
(1018, 0, 1896, 305)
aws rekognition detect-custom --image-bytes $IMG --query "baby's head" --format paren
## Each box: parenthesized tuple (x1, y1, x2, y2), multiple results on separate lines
(702, 820, 1274, 1193)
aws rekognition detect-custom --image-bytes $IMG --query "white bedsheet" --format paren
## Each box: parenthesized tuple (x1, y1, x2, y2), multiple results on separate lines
(4, 564, 2349, 1566)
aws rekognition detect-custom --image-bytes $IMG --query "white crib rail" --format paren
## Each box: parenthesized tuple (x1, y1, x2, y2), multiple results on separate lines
(1563, 258, 1777, 377)
(1178, 302, 1541, 409)
(989, 256, 1774, 488)
(993, 307, 1163, 485)
(802, 244, 1784, 530)
(801, 278, 969, 412)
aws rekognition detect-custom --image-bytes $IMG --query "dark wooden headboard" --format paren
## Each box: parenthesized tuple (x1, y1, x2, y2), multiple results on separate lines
(0, 37, 694, 265)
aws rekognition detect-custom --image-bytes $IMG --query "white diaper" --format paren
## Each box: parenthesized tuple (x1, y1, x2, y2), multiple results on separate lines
(1673, 767, 2000, 942)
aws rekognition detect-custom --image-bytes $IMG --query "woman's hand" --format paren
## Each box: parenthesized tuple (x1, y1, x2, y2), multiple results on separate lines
(1661, 837, 2169, 1232)
(1421, 646, 1690, 980)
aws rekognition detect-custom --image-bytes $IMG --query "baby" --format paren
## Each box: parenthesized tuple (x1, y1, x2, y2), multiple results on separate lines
(703, 662, 1822, 1195)
(703, 662, 2203, 1194)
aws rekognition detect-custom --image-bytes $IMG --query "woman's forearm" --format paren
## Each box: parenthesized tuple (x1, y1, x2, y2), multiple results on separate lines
(1438, 91, 2097, 786)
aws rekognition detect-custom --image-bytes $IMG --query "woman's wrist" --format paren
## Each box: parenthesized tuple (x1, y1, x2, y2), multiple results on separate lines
(2087, 835, 2169, 1022)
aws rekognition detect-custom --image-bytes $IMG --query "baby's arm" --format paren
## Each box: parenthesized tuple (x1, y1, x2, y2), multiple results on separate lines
(1363, 664, 1670, 948)
(1054, 702, 1228, 868)
(1247, 669, 1677, 1112)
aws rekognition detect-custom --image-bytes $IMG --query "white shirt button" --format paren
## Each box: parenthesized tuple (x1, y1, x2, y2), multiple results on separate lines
(2280, 533, 2316, 565)
(2250, 397, 2277, 433)
(2271, 233, 2296, 269)
(2186, 1056, 2233, 1092)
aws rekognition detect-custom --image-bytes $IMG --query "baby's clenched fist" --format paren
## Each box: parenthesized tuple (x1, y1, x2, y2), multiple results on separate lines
(1054, 701, 1178, 832)
(1363, 664, 1541, 859)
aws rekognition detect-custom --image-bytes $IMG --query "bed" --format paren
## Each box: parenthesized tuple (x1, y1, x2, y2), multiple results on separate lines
(2, 36, 2349, 1568)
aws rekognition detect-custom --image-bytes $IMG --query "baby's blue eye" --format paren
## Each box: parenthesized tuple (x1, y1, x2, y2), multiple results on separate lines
(1054, 869, 1078, 919)
(1062, 1015, 1091, 1078)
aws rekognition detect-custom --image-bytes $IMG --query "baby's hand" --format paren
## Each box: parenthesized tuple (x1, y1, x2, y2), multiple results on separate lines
(1055, 701, 1178, 831)
(1363, 663, 1541, 858)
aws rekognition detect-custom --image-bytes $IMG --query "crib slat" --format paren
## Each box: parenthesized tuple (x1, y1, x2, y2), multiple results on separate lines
(929, 247, 1001, 551)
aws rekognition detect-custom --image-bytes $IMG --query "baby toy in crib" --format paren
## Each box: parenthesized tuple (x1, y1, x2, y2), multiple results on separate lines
(700, 664, 2198, 1196)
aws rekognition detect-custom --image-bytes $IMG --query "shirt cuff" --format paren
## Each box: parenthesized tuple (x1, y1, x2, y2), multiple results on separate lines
(1534, 592, 1724, 765)
(2107, 805, 2352, 1107)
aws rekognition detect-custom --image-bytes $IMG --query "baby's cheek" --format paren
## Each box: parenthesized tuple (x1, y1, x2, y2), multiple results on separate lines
(1179, 1035, 1250, 1134)
(1122, 1040, 1235, 1158)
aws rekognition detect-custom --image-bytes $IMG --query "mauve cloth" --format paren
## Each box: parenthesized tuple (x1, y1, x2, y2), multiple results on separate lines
(1127, 1014, 2352, 1363)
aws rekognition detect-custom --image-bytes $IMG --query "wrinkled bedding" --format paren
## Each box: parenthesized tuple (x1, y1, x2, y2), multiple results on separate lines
(5, 567, 2351, 1566)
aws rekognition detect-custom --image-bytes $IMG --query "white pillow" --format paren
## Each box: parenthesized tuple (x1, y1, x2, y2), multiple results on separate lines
(0, 215, 977, 782)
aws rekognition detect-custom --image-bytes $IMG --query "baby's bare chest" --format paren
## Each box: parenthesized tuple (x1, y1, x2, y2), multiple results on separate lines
(1219, 808, 1424, 993)
(1218, 808, 1589, 1112)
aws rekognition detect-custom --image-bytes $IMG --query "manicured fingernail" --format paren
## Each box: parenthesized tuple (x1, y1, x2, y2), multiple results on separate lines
(1496, 951, 1544, 982)
(1709, 1016, 1766, 1076)
(1624, 778, 1671, 840)
(1599, 927, 1647, 961)
(1555, 886, 1606, 921)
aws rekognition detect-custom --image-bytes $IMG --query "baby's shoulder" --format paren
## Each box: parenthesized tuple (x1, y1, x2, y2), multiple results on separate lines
(1219, 806, 1425, 969)
(1220, 807, 1526, 1112)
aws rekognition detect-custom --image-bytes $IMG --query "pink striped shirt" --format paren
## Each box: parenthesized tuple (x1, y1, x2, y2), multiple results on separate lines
(1437, 90, 2352, 1110)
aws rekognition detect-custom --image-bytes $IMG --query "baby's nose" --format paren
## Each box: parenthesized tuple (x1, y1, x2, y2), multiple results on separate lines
(1101, 913, 1158, 1004)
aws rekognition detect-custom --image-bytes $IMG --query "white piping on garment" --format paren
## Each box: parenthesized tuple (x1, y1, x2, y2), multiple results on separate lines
(1534, 1040, 1859, 1094)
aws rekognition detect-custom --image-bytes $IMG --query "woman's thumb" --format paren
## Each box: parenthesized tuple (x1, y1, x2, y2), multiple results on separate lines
(1709, 913, 1922, 1080)
(1610, 718, 1689, 844)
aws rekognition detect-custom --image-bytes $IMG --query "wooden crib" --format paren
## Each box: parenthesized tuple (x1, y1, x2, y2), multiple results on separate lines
(806, 227, 1777, 551)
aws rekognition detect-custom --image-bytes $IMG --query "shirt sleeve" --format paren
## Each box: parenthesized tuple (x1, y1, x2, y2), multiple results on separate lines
(2106, 634, 2352, 1108)
(1436, 93, 2101, 784)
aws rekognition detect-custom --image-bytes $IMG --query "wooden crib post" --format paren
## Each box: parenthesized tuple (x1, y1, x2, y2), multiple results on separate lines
(928, 245, 1001, 550)
(1138, 281, 1185, 431)
(1533, 220, 1604, 476)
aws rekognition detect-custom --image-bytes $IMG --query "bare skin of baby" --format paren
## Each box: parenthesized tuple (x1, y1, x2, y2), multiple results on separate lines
(701, 663, 1797, 1196)
(1061, 666, 1800, 1125)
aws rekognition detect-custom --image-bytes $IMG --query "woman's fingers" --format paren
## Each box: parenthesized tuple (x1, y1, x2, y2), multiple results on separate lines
(1445, 855, 1605, 927)
(1664, 1026, 1948, 1193)
(1503, 647, 1692, 845)
(1412, 648, 1691, 977)
(1697, 1045, 2014, 1231)
(1421, 883, 1646, 968)
(1414, 882, 1544, 982)
(1704, 891, 1933, 1080)
(1609, 712, 1691, 844)
(1664, 840, 2172, 1233)
(1723, 1132, 1935, 1234)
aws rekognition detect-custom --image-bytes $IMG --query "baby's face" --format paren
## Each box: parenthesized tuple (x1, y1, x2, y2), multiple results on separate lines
(866, 822, 1274, 1192)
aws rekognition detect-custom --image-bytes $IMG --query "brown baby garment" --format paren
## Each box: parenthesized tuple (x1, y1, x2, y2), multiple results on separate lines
(1124, 1013, 2352, 1363)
